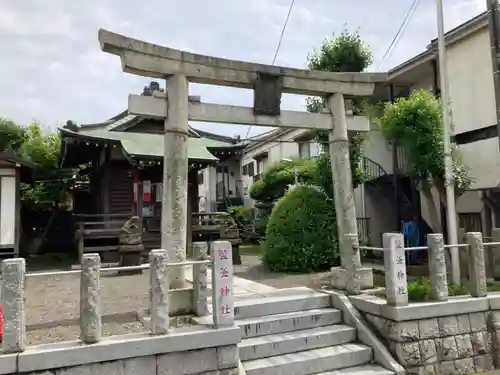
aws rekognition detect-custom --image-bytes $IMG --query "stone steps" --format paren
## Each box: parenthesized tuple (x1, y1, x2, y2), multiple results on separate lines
(242, 344, 373, 375)
(239, 325, 356, 361)
(313, 364, 397, 375)
(236, 288, 395, 375)
(237, 308, 342, 339)
(234, 289, 331, 319)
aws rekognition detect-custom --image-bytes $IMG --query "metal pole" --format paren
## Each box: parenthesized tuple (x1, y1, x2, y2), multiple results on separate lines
(435, 0, 461, 285)
(293, 166, 298, 185)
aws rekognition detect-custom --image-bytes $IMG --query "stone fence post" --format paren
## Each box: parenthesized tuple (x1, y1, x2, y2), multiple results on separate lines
(80, 254, 101, 344)
(344, 234, 361, 296)
(491, 228, 500, 280)
(193, 242, 209, 317)
(211, 241, 234, 327)
(149, 249, 169, 334)
(427, 233, 448, 301)
(383, 233, 408, 307)
(1, 258, 26, 353)
(466, 232, 487, 297)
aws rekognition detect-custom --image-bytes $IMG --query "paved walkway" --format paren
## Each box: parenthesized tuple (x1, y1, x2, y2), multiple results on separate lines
(184, 266, 279, 300)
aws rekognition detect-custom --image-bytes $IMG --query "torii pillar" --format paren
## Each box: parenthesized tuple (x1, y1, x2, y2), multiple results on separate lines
(328, 93, 373, 293)
(162, 75, 189, 288)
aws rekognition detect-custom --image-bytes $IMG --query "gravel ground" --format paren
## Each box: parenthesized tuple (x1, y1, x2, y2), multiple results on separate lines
(22, 255, 329, 346)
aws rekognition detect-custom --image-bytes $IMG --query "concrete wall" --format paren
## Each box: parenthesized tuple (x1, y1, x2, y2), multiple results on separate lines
(362, 124, 393, 174)
(198, 159, 241, 212)
(0, 326, 240, 375)
(446, 27, 500, 190)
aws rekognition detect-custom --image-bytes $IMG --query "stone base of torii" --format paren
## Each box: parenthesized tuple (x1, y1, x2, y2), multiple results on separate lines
(98, 28, 387, 295)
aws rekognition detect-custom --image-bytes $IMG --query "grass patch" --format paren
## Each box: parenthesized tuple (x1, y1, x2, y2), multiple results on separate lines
(372, 272, 500, 302)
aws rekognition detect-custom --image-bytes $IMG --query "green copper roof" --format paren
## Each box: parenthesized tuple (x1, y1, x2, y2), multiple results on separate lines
(61, 110, 244, 162)
(60, 127, 220, 161)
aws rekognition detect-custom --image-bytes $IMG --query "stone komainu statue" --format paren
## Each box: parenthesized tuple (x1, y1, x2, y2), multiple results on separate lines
(118, 216, 144, 274)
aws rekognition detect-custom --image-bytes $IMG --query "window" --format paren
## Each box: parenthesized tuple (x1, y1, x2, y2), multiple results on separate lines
(310, 142, 320, 157)
(247, 162, 255, 176)
(298, 141, 321, 158)
(197, 172, 204, 185)
(298, 142, 310, 158)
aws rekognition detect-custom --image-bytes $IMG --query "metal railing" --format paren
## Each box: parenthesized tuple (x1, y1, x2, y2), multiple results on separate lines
(0, 241, 235, 354)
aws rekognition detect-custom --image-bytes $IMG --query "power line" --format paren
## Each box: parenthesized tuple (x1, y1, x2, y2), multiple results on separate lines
(244, 0, 296, 141)
(271, 0, 296, 65)
(375, 0, 421, 71)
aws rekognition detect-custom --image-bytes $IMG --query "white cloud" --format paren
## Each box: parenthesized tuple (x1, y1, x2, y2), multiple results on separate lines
(0, 0, 487, 136)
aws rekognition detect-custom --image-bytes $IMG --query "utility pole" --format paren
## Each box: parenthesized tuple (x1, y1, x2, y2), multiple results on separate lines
(435, 0, 461, 285)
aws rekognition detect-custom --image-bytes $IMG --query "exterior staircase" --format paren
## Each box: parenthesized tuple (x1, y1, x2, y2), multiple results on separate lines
(234, 288, 394, 375)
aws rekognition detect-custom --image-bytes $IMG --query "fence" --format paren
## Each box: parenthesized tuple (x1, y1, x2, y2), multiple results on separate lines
(353, 232, 496, 306)
(0, 241, 234, 354)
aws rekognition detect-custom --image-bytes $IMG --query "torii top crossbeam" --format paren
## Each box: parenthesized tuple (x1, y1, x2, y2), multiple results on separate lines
(98, 29, 387, 97)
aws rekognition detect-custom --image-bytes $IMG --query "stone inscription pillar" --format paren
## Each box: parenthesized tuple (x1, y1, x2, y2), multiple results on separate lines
(162, 74, 189, 288)
(383, 233, 408, 307)
(328, 93, 373, 290)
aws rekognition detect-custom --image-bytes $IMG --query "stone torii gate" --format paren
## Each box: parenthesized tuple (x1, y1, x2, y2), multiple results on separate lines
(98, 29, 387, 294)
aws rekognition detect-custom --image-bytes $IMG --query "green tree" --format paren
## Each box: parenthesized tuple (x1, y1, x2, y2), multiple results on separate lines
(0, 118, 26, 152)
(250, 28, 372, 205)
(20, 122, 61, 170)
(249, 157, 316, 203)
(1, 119, 88, 255)
(306, 28, 373, 115)
(305, 28, 373, 192)
(379, 89, 471, 231)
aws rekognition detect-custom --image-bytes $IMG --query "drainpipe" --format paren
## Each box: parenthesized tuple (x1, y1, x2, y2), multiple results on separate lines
(487, 0, 500, 147)
(487, 0, 500, 228)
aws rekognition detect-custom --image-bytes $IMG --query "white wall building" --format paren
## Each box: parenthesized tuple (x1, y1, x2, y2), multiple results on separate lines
(198, 11, 500, 246)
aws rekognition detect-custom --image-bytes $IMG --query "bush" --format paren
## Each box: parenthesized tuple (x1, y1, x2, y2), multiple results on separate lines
(249, 157, 316, 203)
(254, 202, 273, 238)
(375, 277, 469, 301)
(262, 185, 340, 272)
(227, 205, 253, 236)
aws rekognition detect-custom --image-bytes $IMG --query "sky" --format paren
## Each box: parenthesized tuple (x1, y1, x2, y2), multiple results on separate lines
(0, 0, 486, 137)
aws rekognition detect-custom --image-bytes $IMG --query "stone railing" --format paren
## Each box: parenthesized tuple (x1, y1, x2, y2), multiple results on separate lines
(350, 233, 500, 374)
(356, 232, 494, 306)
(0, 240, 235, 354)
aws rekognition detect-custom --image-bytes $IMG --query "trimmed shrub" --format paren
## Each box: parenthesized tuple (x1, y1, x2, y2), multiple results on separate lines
(262, 185, 340, 272)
